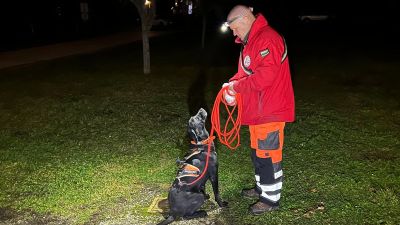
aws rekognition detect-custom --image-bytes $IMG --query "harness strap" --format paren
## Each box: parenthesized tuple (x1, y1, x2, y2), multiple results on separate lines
(176, 174, 200, 186)
(177, 173, 199, 179)
(176, 163, 201, 186)
(183, 149, 202, 161)
(180, 163, 200, 172)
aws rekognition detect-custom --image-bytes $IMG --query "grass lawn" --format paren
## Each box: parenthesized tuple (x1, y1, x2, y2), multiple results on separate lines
(0, 31, 399, 225)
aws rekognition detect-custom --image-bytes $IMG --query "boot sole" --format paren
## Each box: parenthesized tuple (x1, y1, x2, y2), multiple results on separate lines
(249, 206, 279, 215)
(241, 189, 260, 199)
(241, 194, 259, 199)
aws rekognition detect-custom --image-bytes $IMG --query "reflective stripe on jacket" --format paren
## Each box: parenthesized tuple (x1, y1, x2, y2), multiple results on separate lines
(229, 14, 295, 125)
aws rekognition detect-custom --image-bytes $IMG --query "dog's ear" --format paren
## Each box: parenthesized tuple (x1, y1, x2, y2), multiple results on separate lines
(197, 108, 207, 122)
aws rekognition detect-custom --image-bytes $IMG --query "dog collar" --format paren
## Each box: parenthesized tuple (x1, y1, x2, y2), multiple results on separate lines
(190, 136, 215, 146)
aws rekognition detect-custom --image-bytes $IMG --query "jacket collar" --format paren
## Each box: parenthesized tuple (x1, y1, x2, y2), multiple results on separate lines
(235, 14, 269, 45)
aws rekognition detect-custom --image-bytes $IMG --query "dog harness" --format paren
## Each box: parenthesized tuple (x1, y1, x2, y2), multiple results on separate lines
(174, 136, 215, 186)
(176, 164, 200, 186)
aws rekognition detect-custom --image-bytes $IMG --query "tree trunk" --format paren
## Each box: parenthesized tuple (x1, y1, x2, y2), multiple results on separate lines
(201, 14, 206, 49)
(142, 28, 151, 74)
(130, 0, 155, 74)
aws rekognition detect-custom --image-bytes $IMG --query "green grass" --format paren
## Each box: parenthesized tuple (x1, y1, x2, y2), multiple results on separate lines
(0, 34, 399, 224)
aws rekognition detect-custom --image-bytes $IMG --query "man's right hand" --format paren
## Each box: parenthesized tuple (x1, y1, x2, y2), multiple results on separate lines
(222, 82, 236, 106)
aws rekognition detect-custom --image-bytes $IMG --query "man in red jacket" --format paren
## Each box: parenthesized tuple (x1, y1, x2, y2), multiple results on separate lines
(222, 5, 295, 215)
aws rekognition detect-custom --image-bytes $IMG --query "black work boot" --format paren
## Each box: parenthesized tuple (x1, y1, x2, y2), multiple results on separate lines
(241, 187, 260, 199)
(249, 201, 279, 215)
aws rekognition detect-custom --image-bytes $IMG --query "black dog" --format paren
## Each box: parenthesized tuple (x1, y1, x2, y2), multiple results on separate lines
(157, 108, 227, 225)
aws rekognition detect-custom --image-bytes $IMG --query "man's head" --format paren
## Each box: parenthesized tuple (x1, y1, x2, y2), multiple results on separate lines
(226, 5, 256, 41)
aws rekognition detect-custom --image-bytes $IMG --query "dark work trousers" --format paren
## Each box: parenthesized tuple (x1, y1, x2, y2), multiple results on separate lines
(249, 122, 285, 206)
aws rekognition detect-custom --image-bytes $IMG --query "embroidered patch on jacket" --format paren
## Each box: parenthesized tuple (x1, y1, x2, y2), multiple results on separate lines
(260, 48, 270, 58)
(244, 55, 251, 67)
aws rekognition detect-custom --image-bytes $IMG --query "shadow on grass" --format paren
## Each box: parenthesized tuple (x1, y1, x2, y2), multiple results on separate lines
(187, 67, 210, 120)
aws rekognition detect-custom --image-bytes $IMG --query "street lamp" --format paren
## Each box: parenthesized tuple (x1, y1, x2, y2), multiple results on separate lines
(145, 0, 151, 8)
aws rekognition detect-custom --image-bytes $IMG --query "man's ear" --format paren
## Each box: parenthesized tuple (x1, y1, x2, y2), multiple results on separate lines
(243, 16, 251, 25)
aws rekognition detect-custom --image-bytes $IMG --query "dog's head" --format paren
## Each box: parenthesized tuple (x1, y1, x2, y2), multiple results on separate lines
(188, 108, 209, 143)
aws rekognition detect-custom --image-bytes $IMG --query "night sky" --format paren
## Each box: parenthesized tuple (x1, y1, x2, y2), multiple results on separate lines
(0, 0, 398, 51)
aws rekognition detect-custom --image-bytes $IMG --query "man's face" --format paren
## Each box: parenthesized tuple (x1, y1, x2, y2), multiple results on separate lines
(227, 16, 247, 41)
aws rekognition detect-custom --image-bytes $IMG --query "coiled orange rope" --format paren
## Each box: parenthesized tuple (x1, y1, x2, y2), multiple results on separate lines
(211, 86, 242, 150)
(187, 86, 242, 186)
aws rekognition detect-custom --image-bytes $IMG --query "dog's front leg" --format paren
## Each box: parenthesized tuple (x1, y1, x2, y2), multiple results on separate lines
(209, 165, 228, 207)
(200, 184, 210, 200)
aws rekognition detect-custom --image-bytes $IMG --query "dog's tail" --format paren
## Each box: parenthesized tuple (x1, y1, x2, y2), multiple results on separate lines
(156, 215, 175, 225)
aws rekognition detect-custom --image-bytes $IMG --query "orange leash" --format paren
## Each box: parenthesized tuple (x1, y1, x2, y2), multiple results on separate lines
(187, 86, 242, 186)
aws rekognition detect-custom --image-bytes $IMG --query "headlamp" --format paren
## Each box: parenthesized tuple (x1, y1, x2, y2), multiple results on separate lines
(220, 16, 242, 33)
(220, 22, 229, 33)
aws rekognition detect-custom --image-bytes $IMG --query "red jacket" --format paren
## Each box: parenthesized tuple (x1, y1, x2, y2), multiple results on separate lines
(230, 14, 295, 125)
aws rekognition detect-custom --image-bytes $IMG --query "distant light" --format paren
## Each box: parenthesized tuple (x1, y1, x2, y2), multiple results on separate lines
(188, 2, 192, 15)
(220, 23, 229, 33)
(145, 0, 151, 8)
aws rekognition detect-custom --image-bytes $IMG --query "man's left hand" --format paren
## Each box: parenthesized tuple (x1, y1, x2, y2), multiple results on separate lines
(228, 81, 237, 95)
(222, 81, 237, 106)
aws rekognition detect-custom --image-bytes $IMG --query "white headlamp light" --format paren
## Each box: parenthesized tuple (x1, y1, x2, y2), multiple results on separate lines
(220, 15, 243, 33)
(220, 22, 229, 33)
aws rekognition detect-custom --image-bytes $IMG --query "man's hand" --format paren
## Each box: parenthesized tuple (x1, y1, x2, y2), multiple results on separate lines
(222, 82, 237, 106)
(228, 81, 237, 95)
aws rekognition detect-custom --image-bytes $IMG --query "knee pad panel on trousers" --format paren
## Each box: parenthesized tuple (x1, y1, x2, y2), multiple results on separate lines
(257, 129, 282, 163)
(250, 123, 284, 163)
(258, 130, 280, 150)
